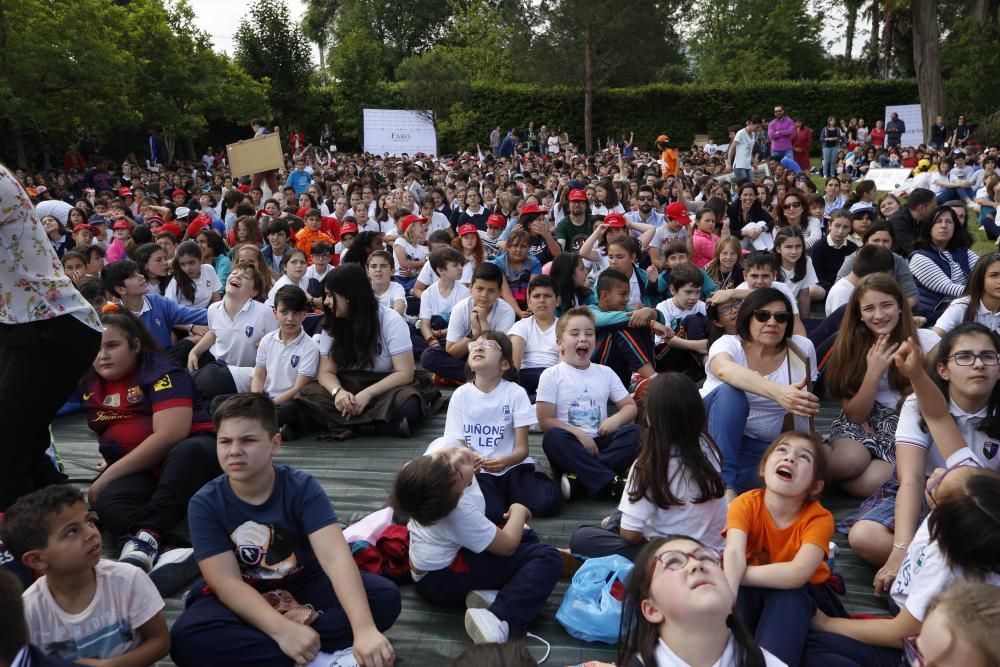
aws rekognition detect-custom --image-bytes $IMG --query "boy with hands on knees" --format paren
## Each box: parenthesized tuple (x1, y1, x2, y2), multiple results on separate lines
(169, 394, 399, 667)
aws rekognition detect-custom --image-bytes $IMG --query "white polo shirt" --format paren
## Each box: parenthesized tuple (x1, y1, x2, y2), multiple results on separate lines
(896, 395, 1000, 474)
(446, 296, 517, 343)
(255, 328, 320, 398)
(318, 306, 412, 372)
(208, 298, 277, 367)
(418, 280, 470, 322)
(164, 264, 221, 309)
(933, 296, 1000, 335)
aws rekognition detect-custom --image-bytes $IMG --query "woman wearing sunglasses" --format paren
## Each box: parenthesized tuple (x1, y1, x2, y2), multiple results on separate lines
(775, 190, 822, 250)
(701, 287, 819, 501)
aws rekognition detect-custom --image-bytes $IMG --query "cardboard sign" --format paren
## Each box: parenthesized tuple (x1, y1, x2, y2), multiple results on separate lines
(227, 133, 284, 179)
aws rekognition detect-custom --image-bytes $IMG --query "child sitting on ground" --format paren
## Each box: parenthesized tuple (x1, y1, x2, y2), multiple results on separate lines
(723, 431, 846, 667)
(412, 230, 468, 297)
(391, 441, 561, 647)
(659, 239, 718, 300)
(265, 248, 310, 308)
(169, 393, 399, 667)
(569, 373, 726, 561)
(509, 275, 561, 397)
(367, 250, 406, 315)
(304, 240, 333, 310)
(654, 263, 710, 377)
(421, 263, 516, 384)
(295, 209, 334, 266)
(1, 485, 170, 664)
(417, 247, 470, 356)
(437, 330, 559, 523)
(536, 306, 640, 501)
(251, 286, 320, 441)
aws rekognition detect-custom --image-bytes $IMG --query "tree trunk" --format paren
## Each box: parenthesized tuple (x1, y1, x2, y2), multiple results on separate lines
(868, 3, 881, 77)
(164, 134, 176, 166)
(11, 120, 27, 169)
(317, 42, 327, 85)
(880, 9, 896, 78)
(583, 18, 593, 155)
(911, 0, 944, 141)
(845, 7, 857, 59)
(967, 0, 991, 24)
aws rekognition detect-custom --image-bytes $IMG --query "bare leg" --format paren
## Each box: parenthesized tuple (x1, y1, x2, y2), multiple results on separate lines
(848, 520, 894, 567)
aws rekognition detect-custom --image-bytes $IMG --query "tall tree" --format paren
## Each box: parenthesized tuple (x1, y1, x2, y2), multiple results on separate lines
(235, 0, 314, 123)
(302, 0, 340, 83)
(910, 0, 942, 139)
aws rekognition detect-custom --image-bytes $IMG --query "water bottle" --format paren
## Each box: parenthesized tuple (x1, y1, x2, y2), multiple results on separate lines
(827, 541, 839, 571)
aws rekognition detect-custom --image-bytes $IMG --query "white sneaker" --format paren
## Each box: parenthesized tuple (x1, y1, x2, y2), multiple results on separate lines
(149, 547, 199, 596)
(118, 530, 159, 572)
(464, 608, 509, 644)
(465, 589, 498, 609)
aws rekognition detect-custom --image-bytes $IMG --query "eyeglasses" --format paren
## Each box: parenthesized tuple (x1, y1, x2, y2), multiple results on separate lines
(947, 351, 1000, 366)
(753, 309, 790, 324)
(902, 635, 923, 666)
(783, 201, 803, 210)
(718, 299, 743, 315)
(637, 196, 654, 201)
(651, 548, 721, 575)
(469, 340, 500, 352)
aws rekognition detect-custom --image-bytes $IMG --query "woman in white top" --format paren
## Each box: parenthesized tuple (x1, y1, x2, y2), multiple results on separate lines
(775, 190, 822, 249)
(590, 180, 626, 217)
(701, 288, 819, 500)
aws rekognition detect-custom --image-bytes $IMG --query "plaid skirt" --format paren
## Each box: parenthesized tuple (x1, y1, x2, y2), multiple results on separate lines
(837, 473, 929, 534)
(828, 402, 899, 464)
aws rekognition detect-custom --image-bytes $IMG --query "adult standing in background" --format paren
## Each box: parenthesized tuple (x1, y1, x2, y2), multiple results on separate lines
(951, 114, 972, 148)
(929, 115, 948, 149)
(792, 118, 813, 173)
(0, 161, 102, 511)
(489, 126, 501, 154)
(820, 117, 842, 178)
(727, 115, 762, 183)
(767, 105, 795, 161)
(885, 113, 905, 148)
(249, 119, 279, 198)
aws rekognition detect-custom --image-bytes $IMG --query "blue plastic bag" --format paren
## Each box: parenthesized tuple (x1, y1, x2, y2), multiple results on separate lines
(555, 554, 634, 644)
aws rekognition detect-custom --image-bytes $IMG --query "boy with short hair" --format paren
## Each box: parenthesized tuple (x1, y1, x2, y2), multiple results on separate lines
(263, 218, 291, 274)
(169, 394, 400, 667)
(810, 208, 858, 291)
(536, 306, 640, 501)
(412, 230, 468, 297)
(654, 263, 709, 377)
(659, 239, 717, 300)
(1, 485, 170, 664)
(710, 251, 807, 335)
(418, 247, 470, 353)
(390, 442, 561, 646)
(589, 269, 668, 390)
(295, 210, 334, 266)
(252, 285, 320, 441)
(420, 263, 516, 383)
(508, 275, 560, 397)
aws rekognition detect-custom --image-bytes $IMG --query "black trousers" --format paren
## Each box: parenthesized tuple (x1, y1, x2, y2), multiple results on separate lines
(0, 315, 101, 511)
(94, 433, 220, 543)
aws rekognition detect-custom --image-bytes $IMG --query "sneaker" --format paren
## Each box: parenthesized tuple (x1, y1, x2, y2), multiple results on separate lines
(119, 530, 159, 572)
(465, 589, 498, 609)
(628, 371, 645, 393)
(149, 547, 199, 596)
(279, 422, 297, 442)
(560, 473, 584, 501)
(464, 608, 509, 644)
(632, 375, 654, 406)
(605, 474, 627, 500)
(395, 417, 411, 438)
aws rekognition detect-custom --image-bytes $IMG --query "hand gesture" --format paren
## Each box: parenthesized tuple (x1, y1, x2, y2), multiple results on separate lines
(353, 627, 395, 667)
(774, 378, 820, 417)
(629, 307, 655, 328)
(893, 337, 925, 379)
(651, 321, 672, 338)
(645, 264, 659, 284)
(866, 334, 899, 376)
(470, 307, 485, 337)
(334, 389, 356, 417)
(593, 223, 608, 236)
(275, 621, 320, 665)
(351, 390, 371, 416)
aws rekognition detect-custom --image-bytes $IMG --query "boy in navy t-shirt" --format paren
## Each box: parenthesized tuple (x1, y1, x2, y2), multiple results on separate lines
(169, 394, 400, 667)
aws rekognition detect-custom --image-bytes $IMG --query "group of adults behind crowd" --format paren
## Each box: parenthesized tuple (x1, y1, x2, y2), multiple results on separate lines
(0, 108, 998, 667)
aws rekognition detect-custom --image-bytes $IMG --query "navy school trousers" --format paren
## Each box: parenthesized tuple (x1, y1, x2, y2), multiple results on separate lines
(542, 424, 641, 494)
(475, 465, 560, 524)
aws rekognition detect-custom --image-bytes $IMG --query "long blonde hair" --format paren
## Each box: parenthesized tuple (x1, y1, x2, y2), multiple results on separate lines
(705, 235, 743, 284)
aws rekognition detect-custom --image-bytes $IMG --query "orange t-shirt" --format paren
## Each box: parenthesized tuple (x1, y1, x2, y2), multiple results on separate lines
(661, 147, 678, 177)
(725, 489, 832, 585)
(295, 227, 335, 265)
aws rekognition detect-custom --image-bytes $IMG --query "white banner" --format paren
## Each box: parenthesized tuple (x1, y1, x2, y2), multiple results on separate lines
(865, 168, 913, 192)
(363, 109, 438, 156)
(884, 104, 924, 148)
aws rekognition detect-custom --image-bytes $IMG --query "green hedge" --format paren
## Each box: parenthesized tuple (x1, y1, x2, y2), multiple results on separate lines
(324, 79, 920, 154)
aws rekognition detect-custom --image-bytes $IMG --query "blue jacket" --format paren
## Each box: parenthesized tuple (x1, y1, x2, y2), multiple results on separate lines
(140, 294, 208, 350)
(284, 169, 312, 196)
(587, 303, 666, 329)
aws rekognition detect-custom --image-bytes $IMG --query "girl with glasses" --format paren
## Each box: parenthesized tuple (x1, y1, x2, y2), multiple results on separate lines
(618, 536, 782, 667)
(701, 288, 819, 500)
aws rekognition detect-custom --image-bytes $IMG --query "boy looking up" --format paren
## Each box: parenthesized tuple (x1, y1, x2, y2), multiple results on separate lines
(169, 394, 399, 667)
(1, 485, 169, 665)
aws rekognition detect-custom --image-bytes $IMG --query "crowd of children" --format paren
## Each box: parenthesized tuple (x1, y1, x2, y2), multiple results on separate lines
(2, 127, 1000, 667)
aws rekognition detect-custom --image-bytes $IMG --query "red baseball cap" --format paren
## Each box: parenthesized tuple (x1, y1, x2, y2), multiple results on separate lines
(118, 186, 133, 197)
(457, 223, 479, 237)
(603, 212, 627, 228)
(340, 222, 359, 235)
(172, 189, 187, 199)
(519, 203, 548, 216)
(398, 214, 427, 234)
(237, 184, 250, 194)
(72, 223, 98, 235)
(145, 215, 165, 227)
(568, 188, 588, 202)
(187, 213, 213, 238)
(486, 213, 507, 228)
(112, 220, 132, 231)
(665, 202, 691, 225)
(158, 222, 182, 239)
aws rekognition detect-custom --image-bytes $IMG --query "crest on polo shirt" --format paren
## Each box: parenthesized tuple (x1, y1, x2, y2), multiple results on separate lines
(245, 325, 254, 337)
(984, 440, 999, 460)
(126, 386, 144, 404)
(103, 393, 121, 407)
(290, 355, 300, 368)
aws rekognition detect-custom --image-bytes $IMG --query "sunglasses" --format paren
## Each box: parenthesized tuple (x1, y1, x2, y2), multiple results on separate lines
(753, 309, 790, 324)
(637, 196, 654, 201)
(783, 201, 803, 210)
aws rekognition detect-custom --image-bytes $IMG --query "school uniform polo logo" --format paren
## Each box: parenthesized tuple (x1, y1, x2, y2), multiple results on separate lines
(984, 440, 999, 460)
(245, 326, 254, 338)
(126, 386, 144, 404)
(290, 355, 300, 368)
